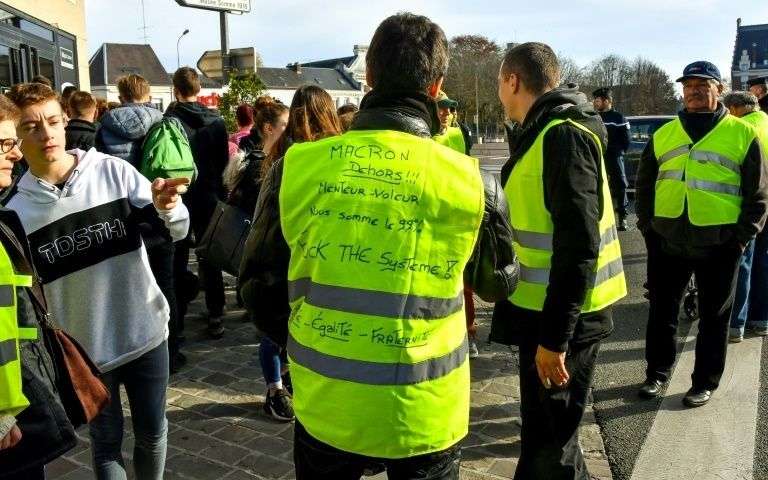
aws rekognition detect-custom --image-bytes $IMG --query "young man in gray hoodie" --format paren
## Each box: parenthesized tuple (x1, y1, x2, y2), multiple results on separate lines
(6, 82, 189, 480)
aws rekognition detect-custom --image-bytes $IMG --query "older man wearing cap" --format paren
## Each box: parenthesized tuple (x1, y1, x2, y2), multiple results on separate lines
(636, 61, 768, 407)
(747, 76, 768, 113)
(434, 90, 472, 155)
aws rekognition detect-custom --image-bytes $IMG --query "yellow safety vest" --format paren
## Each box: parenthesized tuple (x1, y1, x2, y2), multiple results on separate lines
(433, 126, 466, 154)
(653, 115, 756, 226)
(280, 129, 484, 458)
(504, 118, 626, 312)
(0, 240, 34, 417)
(741, 110, 768, 154)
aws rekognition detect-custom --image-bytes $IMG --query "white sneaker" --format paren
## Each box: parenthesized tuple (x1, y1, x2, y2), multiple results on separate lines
(469, 340, 480, 359)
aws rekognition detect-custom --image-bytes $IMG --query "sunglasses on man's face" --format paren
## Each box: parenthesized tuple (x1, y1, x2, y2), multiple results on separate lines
(0, 138, 22, 154)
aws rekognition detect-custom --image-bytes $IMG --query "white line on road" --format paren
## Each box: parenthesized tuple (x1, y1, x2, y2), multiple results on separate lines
(630, 324, 762, 480)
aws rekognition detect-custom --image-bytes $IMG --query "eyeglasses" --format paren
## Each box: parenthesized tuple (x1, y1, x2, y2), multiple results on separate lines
(0, 138, 21, 154)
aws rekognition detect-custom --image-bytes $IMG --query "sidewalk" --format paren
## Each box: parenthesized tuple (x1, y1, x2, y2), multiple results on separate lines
(47, 278, 612, 479)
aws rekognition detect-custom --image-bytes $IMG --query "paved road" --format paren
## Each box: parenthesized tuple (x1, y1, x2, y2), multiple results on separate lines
(45, 273, 611, 479)
(592, 218, 768, 480)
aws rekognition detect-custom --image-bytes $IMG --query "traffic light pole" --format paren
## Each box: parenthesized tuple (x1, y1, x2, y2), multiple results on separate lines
(219, 11, 230, 83)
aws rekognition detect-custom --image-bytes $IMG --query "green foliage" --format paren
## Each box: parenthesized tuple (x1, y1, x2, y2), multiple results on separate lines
(219, 69, 266, 132)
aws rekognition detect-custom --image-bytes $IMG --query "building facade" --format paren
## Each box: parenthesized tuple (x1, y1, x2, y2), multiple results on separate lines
(0, 0, 88, 91)
(731, 18, 768, 90)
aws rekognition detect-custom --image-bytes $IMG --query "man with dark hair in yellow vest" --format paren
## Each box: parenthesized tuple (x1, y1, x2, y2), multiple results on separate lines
(239, 12, 519, 480)
(492, 42, 626, 479)
(636, 61, 768, 408)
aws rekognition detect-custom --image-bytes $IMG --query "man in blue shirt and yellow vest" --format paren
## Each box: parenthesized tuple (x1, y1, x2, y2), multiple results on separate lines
(492, 42, 626, 480)
(239, 12, 519, 480)
(636, 62, 768, 407)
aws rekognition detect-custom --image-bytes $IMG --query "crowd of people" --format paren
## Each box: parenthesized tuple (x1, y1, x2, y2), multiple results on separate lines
(0, 10, 767, 480)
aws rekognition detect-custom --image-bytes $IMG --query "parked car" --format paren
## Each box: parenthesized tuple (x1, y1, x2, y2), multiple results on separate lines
(624, 115, 675, 190)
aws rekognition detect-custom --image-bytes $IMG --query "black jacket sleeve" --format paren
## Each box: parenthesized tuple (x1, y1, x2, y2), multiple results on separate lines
(539, 124, 602, 352)
(238, 158, 291, 346)
(734, 139, 768, 245)
(618, 114, 630, 152)
(635, 138, 658, 234)
(464, 171, 519, 302)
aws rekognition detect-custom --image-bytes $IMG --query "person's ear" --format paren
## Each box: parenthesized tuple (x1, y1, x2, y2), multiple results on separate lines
(427, 76, 444, 99)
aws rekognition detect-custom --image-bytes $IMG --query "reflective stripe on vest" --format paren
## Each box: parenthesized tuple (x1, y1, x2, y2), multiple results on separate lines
(433, 126, 466, 154)
(653, 115, 755, 226)
(504, 118, 627, 312)
(280, 129, 484, 459)
(0, 243, 32, 416)
(288, 278, 464, 319)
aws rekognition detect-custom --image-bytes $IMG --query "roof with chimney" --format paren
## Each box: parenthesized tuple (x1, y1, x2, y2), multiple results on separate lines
(732, 20, 768, 72)
(256, 65, 359, 91)
(302, 56, 356, 69)
(89, 43, 171, 87)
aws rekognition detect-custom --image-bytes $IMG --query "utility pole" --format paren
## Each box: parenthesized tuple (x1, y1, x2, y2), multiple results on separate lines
(474, 72, 480, 142)
(139, 0, 149, 44)
(220, 12, 230, 83)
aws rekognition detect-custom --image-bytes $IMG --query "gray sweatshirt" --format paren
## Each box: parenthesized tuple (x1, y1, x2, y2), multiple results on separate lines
(6, 148, 189, 371)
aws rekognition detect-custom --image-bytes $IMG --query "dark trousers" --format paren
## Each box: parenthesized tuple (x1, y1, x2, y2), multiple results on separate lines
(644, 232, 741, 390)
(293, 421, 460, 480)
(605, 152, 628, 217)
(515, 336, 599, 480)
(146, 240, 179, 355)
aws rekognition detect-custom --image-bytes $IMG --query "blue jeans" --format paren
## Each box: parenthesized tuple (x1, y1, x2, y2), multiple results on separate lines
(259, 336, 282, 385)
(731, 232, 768, 336)
(89, 342, 169, 480)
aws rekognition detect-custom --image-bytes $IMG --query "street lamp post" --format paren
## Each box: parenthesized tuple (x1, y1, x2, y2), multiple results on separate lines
(176, 29, 190, 69)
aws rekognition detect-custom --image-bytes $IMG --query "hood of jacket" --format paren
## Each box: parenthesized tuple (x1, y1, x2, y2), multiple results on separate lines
(16, 149, 106, 204)
(99, 103, 162, 141)
(66, 118, 97, 134)
(508, 84, 607, 158)
(165, 101, 222, 129)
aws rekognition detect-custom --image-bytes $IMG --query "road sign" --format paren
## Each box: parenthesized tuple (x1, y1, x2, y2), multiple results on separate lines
(197, 47, 255, 80)
(175, 0, 251, 13)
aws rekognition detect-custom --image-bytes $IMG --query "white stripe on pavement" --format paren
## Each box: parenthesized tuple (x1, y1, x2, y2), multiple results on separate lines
(630, 324, 762, 480)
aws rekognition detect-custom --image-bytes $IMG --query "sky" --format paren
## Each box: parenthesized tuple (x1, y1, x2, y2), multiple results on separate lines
(85, 0, 768, 84)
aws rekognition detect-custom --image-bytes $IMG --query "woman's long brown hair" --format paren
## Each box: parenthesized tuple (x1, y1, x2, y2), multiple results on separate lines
(261, 85, 342, 177)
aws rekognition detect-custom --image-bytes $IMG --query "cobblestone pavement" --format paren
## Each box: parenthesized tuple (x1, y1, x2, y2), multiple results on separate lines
(47, 278, 612, 479)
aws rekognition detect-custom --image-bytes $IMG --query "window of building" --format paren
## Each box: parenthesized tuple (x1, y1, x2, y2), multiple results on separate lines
(0, 45, 10, 89)
(19, 19, 54, 42)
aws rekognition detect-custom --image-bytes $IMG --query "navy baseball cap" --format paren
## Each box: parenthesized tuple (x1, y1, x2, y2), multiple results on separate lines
(676, 61, 722, 83)
(747, 76, 768, 88)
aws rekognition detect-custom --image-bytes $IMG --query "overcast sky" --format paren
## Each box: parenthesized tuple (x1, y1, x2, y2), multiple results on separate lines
(85, 0, 768, 83)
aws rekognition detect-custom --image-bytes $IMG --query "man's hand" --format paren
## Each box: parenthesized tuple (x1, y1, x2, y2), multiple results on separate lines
(0, 425, 21, 450)
(152, 177, 190, 211)
(535, 345, 569, 388)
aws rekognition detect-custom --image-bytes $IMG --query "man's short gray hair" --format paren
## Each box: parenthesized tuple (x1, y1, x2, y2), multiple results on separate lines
(722, 91, 759, 111)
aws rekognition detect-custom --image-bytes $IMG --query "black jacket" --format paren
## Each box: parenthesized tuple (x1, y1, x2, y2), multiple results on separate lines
(238, 90, 519, 346)
(0, 208, 75, 475)
(490, 85, 614, 352)
(635, 104, 768, 255)
(227, 149, 265, 217)
(165, 101, 229, 234)
(65, 119, 97, 152)
(597, 109, 630, 156)
(760, 95, 768, 114)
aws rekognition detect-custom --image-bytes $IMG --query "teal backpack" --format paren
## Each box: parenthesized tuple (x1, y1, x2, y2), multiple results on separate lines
(140, 117, 197, 181)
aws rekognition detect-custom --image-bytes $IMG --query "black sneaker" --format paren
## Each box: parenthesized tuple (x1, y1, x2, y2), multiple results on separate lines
(207, 316, 224, 339)
(264, 389, 295, 422)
